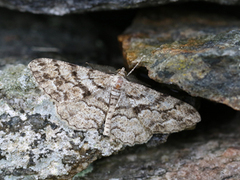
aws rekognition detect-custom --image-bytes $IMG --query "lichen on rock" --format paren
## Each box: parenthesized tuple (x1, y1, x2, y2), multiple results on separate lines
(119, 7, 240, 111)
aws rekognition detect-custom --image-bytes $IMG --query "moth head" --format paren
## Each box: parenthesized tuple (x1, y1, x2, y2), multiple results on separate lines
(116, 67, 127, 77)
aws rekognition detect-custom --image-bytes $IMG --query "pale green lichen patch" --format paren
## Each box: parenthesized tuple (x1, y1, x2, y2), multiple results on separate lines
(0, 64, 36, 96)
(0, 64, 39, 113)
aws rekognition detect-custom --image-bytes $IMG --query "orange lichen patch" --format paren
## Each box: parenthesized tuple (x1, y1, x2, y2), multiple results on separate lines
(118, 34, 135, 61)
(118, 32, 212, 66)
(118, 33, 150, 62)
(118, 34, 131, 48)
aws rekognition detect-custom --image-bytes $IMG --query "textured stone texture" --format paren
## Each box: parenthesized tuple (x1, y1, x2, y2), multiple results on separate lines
(0, 0, 240, 15)
(118, 6, 240, 110)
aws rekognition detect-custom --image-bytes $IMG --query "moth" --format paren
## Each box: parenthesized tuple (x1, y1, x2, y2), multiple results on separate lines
(28, 58, 201, 145)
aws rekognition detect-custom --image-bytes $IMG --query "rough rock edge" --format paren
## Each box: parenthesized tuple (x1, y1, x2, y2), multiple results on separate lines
(0, 0, 240, 15)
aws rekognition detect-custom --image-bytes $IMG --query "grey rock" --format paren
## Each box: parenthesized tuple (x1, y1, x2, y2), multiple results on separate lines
(0, 0, 240, 15)
(119, 6, 240, 110)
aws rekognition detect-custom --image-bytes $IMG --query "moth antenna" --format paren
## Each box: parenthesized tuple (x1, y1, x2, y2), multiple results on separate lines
(127, 60, 141, 76)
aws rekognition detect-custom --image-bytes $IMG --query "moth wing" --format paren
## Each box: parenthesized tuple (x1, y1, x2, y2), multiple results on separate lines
(110, 79, 200, 145)
(29, 58, 112, 130)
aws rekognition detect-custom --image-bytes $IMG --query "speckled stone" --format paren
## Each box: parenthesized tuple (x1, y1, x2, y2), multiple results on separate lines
(119, 7, 240, 110)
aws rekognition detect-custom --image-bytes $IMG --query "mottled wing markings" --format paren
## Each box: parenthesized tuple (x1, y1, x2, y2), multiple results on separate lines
(28, 58, 201, 145)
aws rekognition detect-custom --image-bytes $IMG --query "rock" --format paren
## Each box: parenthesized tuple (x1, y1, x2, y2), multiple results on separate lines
(118, 6, 240, 111)
(0, 0, 240, 15)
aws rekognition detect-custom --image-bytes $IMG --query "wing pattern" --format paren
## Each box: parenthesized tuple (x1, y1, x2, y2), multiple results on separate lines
(28, 58, 201, 145)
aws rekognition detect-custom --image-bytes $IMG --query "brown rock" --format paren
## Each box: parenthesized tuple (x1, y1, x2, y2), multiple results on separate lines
(119, 6, 240, 110)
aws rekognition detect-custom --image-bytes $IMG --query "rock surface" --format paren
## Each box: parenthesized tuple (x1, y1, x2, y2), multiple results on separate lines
(0, 0, 240, 15)
(119, 6, 240, 110)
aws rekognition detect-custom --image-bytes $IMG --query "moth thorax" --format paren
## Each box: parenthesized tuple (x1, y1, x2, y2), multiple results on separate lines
(114, 76, 124, 90)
